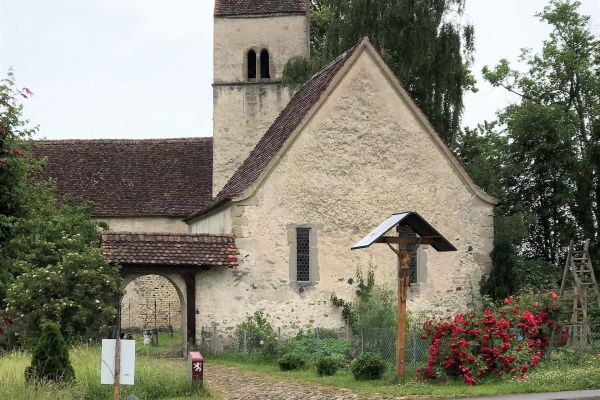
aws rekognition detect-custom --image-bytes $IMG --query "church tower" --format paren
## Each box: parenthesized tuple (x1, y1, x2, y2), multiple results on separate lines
(212, 0, 310, 195)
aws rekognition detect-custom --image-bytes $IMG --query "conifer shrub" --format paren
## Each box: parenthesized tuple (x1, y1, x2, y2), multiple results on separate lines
(350, 352, 386, 380)
(316, 354, 343, 376)
(277, 351, 306, 371)
(25, 321, 75, 382)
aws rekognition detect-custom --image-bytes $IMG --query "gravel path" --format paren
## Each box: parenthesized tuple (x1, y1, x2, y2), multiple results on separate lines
(204, 363, 410, 400)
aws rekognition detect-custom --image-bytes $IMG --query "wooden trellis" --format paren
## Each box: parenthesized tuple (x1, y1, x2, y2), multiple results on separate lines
(559, 240, 600, 347)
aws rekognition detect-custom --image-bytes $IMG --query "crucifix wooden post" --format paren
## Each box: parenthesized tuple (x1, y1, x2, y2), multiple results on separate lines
(351, 212, 456, 380)
(386, 226, 413, 378)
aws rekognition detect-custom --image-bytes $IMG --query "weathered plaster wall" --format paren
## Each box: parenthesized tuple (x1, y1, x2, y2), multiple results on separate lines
(196, 49, 494, 341)
(212, 14, 310, 194)
(213, 84, 293, 194)
(101, 217, 188, 233)
(188, 206, 232, 235)
(213, 15, 309, 83)
(121, 274, 181, 331)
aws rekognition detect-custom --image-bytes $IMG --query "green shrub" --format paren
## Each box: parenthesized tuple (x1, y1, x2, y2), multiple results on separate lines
(277, 352, 306, 371)
(350, 352, 386, 380)
(235, 310, 277, 359)
(278, 329, 353, 362)
(331, 267, 398, 333)
(25, 321, 75, 382)
(316, 354, 343, 376)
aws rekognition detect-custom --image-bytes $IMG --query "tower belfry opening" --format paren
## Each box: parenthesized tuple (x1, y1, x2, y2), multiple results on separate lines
(260, 49, 270, 79)
(247, 50, 257, 80)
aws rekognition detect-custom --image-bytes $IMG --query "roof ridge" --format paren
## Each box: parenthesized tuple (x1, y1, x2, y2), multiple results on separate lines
(102, 231, 233, 238)
(214, 0, 308, 16)
(35, 137, 212, 144)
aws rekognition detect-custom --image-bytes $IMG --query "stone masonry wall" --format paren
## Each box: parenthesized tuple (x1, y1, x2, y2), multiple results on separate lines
(212, 14, 310, 194)
(213, 84, 293, 194)
(101, 217, 188, 233)
(121, 275, 181, 331)
(193, 48, 494, 341)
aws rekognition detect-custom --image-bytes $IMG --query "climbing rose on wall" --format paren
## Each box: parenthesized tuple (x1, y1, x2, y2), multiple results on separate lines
(417, 291, 564, 385)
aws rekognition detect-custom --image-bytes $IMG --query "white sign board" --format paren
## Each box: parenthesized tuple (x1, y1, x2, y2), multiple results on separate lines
(101, 339, 136, 385)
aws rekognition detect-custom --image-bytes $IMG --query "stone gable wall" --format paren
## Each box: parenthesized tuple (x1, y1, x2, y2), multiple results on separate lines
(193, 49, 494, 341)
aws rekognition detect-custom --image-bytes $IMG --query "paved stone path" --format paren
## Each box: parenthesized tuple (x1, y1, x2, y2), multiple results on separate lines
(205, 363, 600, 400)
(204, 363, 411, 400)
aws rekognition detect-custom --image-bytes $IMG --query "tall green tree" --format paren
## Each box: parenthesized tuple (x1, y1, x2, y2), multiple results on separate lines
(481, 0, 600, 265)
(0, 72, 120, 345)
(285, 0, 476, 145)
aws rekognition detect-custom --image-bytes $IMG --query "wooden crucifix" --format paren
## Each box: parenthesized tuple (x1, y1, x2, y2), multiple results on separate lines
(352, 212, 456, 378)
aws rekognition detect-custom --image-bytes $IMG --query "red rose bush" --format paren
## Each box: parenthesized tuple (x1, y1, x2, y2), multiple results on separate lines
(417, 291, 564, 385)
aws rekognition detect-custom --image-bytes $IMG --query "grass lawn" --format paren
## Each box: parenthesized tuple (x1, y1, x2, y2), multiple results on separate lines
(0, 332, 216, 400)
(209, 353, 600, 398)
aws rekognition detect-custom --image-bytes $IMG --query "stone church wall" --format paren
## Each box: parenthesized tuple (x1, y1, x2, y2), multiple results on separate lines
(101, 217, 188, 233)
(212, 13, 310, 194)
(213, 83, 293, 194)
(193, 49, 494, 341)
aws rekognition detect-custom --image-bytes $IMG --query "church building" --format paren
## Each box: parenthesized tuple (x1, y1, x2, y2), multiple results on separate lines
(38, 0, 496, 349)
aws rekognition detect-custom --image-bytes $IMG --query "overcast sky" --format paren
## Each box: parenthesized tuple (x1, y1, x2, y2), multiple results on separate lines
(1, 0, 599, 140)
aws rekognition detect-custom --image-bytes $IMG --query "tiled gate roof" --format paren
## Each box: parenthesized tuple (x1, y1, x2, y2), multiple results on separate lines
(101, 232, 238, 267)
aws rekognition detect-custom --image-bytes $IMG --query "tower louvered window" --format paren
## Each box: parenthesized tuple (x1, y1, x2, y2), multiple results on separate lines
(296, 228, 310, 282)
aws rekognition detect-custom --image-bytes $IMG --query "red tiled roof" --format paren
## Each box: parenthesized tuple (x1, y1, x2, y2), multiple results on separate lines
(35, 138, 213, 218)
(186, 41, 362, 220)
(214, 0, 308, 16)
(101, 232, 238, 267)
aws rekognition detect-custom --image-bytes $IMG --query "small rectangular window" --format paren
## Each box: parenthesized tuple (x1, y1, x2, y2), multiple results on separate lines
(296, 228, 310, 281)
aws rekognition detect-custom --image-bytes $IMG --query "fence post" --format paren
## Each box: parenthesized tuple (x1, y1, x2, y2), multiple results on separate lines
(316, 327, 321, 357)
(412, 327, 417, 366)
(278, 327, 282, 346)
(213, 326, 217, 354)
(361, 327, 364, 354)
(243, 329, 248, 355)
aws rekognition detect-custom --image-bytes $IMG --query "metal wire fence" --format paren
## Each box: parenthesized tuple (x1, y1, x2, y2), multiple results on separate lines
(200, 322, 600, 367)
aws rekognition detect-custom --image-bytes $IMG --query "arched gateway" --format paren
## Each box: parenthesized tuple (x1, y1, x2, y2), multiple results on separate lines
(101, 232, 238, 355)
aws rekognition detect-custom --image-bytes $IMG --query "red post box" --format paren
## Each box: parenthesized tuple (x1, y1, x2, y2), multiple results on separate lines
(188, 351, 204, 383)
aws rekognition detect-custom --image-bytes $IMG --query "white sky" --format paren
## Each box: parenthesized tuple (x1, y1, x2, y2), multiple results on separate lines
(1, 0, 599, 140)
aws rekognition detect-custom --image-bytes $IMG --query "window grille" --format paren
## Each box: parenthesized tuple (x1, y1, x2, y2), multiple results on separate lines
(296, 228, 310, 281)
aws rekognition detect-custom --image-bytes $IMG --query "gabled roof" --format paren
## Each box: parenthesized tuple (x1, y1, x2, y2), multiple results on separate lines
(101, 232, 238, 267)
(187, 37, 497, 221)
(186, 41, 362, 220)
(36, 138, 213, 218)
(214, 0, 308, 16)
